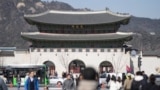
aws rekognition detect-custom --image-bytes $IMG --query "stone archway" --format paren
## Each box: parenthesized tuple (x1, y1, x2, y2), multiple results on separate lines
(99, 61, 113, 73)
(69, 60, 85, 73)
(43, 61, 55, 75)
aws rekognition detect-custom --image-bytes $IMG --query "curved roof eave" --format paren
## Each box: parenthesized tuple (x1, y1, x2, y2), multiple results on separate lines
(24, 10, 131, 25)
(21, 32, 133, 41)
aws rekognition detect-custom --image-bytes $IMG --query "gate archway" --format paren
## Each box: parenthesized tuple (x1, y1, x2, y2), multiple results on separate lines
(43, 61, 55, 75)
(69, 60, 85, 73)
(99, 61, 113, 73)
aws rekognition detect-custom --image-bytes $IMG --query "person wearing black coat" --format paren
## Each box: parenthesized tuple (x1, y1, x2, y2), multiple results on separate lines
(131, 71, 147, 90)
(146, 74, 160, 90)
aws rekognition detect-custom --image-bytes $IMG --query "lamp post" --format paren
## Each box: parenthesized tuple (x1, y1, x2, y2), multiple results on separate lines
(133, 33, 143, 71)
(138, 55, 142, 71)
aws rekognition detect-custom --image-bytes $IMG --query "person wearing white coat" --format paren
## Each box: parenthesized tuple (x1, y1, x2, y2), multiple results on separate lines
(108, 75, 119, 90)
(116, 77, 122, 90)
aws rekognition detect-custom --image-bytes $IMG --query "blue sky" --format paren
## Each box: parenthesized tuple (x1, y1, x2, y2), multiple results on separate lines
(43, 0, 160, 19)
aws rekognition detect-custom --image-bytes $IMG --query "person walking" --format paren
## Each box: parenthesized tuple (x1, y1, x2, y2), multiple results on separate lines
(62, 74, 75, 90)
(108, 75, 118, 90)
(0, 74, 7, 84)
(77, 67, 98, 90)
(56, 81, 62, 88)
(116, 76, 122, 90)
(24, 72, 29, 82)
(131, 71, 147, 90)
(76, 74, 83, 87)
(100, 82, 107, 90)
(106, 74, 111, 84)
(124, 75, 133, 90)
(142, 71, 148, 83)
(0, 76, 8, 90)
(146, 74, 160, 90)
(106, 74, 111, 89)
(24, 70, 39, 90)
(17, 74, 21, 90)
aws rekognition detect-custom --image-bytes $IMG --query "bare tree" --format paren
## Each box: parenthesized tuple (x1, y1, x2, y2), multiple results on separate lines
(112, 52, 128, 73)
(59, 53, 69, 72)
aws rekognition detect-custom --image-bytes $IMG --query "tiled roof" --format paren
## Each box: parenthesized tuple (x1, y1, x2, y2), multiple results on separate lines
(24, 10, 130, 25)
(21, 32, 133, 41)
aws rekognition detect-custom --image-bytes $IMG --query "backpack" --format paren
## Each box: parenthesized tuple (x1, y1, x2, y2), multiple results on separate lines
(131, 80, 142, 90)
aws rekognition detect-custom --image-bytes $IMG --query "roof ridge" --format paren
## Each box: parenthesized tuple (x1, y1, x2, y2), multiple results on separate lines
(24, 10, 130, 17)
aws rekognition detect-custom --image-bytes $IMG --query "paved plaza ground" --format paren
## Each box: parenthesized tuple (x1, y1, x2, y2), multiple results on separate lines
(8, 87, 62, 90)
(8, 87, 43, 90)
(8, 87, 110, 90)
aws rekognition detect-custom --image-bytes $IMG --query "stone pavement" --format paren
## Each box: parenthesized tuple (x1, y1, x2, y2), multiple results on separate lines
(8, 87, 62, 90)
(8, 87, 44, 90)
(8, 86, 112, 90)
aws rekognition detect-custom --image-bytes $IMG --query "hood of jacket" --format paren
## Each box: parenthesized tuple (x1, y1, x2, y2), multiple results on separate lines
(77, 80, 98, 90)
(134, 75, 144, 81)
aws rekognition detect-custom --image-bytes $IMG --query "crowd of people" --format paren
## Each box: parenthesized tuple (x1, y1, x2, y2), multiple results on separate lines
(1, 68, 160, 90)
(55, 69, 160, 90)
(61, 67, 98, 90)
(0, 70, 39, 90)
(98, 71, 160, 90)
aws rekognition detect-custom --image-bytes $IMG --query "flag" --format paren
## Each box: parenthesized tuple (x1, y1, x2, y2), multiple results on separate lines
(126, 65, 131, 73)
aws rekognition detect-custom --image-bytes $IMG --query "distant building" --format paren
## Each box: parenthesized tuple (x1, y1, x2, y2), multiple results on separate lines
(1, 10, 159, 76)
(150, 32, 156, 35)
(22, 10, 133, 74)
